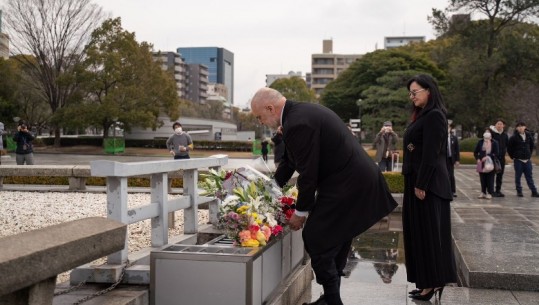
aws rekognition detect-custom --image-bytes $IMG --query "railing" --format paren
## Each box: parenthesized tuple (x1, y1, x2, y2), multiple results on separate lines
(89, 155, 228, 264)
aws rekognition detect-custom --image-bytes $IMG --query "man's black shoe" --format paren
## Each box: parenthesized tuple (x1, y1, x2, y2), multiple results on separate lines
(497, 192, 505, 197)
(303, 295, 327, 305)
(532, 192, 539, 198)
(492, 192, 501, 197)
(517, 192, 524, 197)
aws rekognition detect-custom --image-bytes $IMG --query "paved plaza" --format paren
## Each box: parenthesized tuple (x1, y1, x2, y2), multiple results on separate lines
(2, 152, 539, 304)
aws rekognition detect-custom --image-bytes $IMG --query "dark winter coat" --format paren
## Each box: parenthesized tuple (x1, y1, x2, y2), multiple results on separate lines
(507, 130, 535, 160)
(274, 100, 398, 255)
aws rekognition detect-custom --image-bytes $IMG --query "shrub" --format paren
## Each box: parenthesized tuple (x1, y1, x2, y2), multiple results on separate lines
(459, 137, 479, 152)
(383, 172, 404, 193)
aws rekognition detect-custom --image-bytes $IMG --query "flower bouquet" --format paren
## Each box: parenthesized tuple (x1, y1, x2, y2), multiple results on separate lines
(200, 166, 297, 247)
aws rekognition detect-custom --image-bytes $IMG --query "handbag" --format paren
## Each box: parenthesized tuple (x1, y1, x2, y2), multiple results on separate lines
(476, 160, 483, 173)
(493, 157, 502, 173)
(482, 156, 494, 173)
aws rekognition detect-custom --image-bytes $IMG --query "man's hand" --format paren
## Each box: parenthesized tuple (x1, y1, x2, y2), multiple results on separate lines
(455, 161, 460, 167)
(179, 145, 187, 152)
(169, 150, 175, 156)
(414, 187, 426, 200)
(288, 214, 306, 231)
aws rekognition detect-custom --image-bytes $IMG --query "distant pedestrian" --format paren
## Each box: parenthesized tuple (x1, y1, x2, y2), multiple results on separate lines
(261, 138, 269, 162)
(474, 128, 499, 199)
(507, 121, 539, 197)
(166, 122, 193, 160)
(447, 122, 460, 197)
(271, 126, 285, 167)
(373, 121, 398, 172)
(13, 121, 35, 165)
(489, 119, 509, 197)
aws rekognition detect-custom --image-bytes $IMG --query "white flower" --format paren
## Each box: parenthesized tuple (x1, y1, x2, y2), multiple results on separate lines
(265, 213, 277, 227)
(222, 195, 240, 207)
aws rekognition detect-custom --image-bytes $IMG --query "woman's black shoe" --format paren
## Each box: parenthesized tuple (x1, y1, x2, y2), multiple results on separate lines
(410, 287, 444, 301)
(408, 288, 422, 295)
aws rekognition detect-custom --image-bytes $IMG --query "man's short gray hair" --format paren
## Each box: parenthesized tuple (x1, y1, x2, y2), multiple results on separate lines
(251, 88, 284, 106)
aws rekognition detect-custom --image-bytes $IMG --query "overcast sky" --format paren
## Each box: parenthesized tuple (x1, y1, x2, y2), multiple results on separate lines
(93, 0, 449, 107)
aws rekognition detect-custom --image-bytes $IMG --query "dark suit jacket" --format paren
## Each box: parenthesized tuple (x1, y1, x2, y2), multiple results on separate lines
(274, 100, 398, 254)
(402, 109, 452, 200)
(448, 133, 460, 163)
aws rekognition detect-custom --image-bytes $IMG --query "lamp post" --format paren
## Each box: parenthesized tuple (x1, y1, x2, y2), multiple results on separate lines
(356, 99, 362, 143)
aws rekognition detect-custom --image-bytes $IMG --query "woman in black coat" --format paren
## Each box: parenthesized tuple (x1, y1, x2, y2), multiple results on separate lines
(474, 128, 500, 199)
(402, 74, 457, 302)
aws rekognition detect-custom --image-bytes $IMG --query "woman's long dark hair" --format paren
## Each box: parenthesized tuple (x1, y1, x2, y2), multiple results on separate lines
(407, 74, 447, 122)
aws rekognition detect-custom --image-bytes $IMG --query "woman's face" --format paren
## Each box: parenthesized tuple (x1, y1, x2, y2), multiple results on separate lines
(408, 81, 429, 108)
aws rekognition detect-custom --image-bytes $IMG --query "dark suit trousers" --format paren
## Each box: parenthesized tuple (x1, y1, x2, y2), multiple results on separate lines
(495, 158, 506, 192)
(446, 157, 456, 194)
(307, 239, 352, 303)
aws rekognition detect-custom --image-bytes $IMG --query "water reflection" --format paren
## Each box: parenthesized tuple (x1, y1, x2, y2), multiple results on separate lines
(345, 231, 406, 285)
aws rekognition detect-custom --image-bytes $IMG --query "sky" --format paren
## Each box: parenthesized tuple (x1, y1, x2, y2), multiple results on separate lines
(74, 0, 450, 108)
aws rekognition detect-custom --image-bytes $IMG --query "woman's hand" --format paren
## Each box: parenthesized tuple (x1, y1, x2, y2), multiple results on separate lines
(415, 187, 426, 200)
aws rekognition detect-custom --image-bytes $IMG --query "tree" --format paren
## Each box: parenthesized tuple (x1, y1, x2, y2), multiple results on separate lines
(63, 18, 181, 140)
(320, 49, 444, 136)
(0, 58, 21, 128)
(430, 0, 539, 57)
(269, 77, 317, 102)
(2, 0, 104, 145)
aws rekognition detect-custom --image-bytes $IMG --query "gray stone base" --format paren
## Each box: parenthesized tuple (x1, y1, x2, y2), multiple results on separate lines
(265, 259, 314, 305)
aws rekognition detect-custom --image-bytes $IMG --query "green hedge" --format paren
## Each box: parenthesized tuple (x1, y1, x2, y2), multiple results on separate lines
(383, 172, 404, 193)
(38, 137, 252, 152)
(459, 137, 479, 152)
(4, 173, 407, 193)
(3, 176, 185, 188)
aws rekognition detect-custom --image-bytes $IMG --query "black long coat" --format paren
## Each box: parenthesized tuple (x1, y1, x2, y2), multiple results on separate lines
(274, 100, 397, 255)
(402, 108, 456, 288)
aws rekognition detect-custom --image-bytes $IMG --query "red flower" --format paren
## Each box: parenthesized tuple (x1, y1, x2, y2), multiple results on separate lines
(281, 196, 295, 205)
(248, 224, 260, 232)
(272, 225, 283, 236)
(224, 171, 233, 180)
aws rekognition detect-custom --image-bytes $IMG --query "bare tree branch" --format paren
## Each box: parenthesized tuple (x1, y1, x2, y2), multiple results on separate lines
(2, 0, 103, 145)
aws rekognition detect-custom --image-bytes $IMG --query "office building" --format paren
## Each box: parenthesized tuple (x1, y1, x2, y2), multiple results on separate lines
(152, 51, 187, 99)
(0, 10, 9, 59)
(177, 47, 234, 104)
(185, 64, 209, 104)
(310, 39, 362, 97)
(265, 71, 303, 87)
(384, 36, 425, 49)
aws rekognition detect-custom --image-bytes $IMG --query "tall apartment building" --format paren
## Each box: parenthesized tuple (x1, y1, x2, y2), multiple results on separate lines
(265, 71, 303, 87)
(177, 47, 234, 104)
(152, 51, 186, 99)
(0, 10, 9, 59)
(185, 64, 209, 104)
(384, 36, 425, 49)
(310, 40, 362, 97)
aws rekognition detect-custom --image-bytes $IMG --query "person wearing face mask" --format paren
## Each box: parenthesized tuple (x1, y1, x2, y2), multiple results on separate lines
(166, 122, 193, 160)
(474, 129, 499, 199)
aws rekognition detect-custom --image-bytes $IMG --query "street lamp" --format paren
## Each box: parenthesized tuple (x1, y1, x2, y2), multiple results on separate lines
(356, 99, 362, 143)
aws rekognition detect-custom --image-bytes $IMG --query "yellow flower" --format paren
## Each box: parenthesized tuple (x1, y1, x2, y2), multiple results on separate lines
(241, 239, 260, 247)
(236, 205, 249, 214)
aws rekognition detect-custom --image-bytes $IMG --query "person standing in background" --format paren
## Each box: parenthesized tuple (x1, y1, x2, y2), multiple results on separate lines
(261, 138, 269, 162)
(271, 126, 285, 167)
(447, 122, 460, 197)
(13, 121, 35, 165)
(490, 119, 509, 197)
(166, 122, 193, 160)
(507, 121, 539, 197)
(474, 128, 499, 199)
(402, 74, 456, 302)
(374, 121, 398, 172)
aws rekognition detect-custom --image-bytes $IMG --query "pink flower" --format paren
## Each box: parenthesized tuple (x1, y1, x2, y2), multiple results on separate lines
(260, 225, 272, 239)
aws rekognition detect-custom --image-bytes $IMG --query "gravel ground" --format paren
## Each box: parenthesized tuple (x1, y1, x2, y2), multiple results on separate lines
(0, 191, 209, 283)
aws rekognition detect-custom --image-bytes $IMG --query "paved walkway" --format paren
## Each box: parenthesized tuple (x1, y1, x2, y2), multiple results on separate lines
(305, 165, 539, 305)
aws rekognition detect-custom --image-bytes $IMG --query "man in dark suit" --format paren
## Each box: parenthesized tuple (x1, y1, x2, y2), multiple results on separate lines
(447, 122, 460, 197)
(251, 88, 398, 305)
